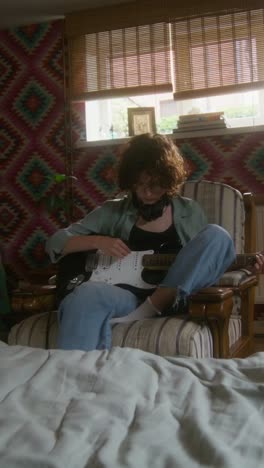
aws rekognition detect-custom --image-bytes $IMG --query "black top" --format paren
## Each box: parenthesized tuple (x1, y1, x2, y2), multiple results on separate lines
(129, 223, 182, 254)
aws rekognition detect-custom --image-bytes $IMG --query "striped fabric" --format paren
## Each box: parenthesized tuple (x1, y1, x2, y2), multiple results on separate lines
(8, 312, 58, 350)
(215, 272, 250, 317)
(181, 180, 245, 253)
(111, 316, 214, 358)
(232, 295, 242, 316)
(229, 316, 242, 347)
(182, 181, 250, 321)
(215, 270, 252, 287)
(7, 311, 241, 358)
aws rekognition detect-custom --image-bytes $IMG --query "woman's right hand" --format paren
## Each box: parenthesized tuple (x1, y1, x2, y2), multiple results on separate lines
(62, 235, 131, 258)
(96, 236, 131, 258)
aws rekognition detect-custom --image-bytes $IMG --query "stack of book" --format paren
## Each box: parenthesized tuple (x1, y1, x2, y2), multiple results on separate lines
(173, 112, 228, 133)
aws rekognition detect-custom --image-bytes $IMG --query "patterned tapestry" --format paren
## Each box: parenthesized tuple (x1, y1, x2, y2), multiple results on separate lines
(71, 130, 264, 222)
(0, 20, 66, 277)
(179, 132, 264, 194)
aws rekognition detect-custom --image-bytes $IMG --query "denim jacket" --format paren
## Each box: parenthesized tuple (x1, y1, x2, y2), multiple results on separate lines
(46, 194, 207, 263)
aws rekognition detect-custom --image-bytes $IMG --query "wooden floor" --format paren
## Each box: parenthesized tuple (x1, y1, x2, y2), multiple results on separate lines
(254, 335, 264, 353)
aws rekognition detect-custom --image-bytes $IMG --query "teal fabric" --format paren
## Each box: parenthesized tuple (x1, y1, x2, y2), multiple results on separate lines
(46, 194, 208, 263)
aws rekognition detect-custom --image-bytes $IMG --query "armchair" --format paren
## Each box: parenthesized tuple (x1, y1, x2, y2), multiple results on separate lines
(182, 180, 257, 358)
(8, 180, 257, 359)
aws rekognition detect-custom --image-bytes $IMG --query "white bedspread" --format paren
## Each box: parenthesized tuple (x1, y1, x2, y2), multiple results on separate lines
(0, 341, 264, 468)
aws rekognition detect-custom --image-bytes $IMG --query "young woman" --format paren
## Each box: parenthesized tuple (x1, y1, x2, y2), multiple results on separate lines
(46, 134, 262, 351)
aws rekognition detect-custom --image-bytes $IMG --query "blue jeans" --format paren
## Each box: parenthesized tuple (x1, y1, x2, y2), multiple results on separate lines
(57, 224, 235, 351)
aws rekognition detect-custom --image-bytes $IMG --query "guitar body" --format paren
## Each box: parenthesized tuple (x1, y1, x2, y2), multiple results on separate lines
(87, 250, 156, 289)
(56, 250, 161, 303)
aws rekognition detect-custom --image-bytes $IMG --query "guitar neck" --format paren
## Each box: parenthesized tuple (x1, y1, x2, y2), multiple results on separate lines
(142, 253, 257, 271)
(229, 254, 256, 270)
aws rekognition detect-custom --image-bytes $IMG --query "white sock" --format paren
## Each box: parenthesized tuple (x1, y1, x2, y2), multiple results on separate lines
(125, 296, 161, 321)
(146, 296, 162, 315)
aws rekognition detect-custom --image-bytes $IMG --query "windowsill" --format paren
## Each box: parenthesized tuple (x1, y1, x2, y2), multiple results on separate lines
(76, 125, 264, 148)
(76, 137, 131, 148)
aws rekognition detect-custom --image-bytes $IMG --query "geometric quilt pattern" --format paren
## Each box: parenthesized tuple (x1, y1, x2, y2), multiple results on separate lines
(10, 23, 50, 51)
(14, 79, 54, 128)
(0, 20, 65, 278)
(0, 191, 28, 239)
(72, 131, 264, 223)
(177, 133, 264, 195)
(0, 44, 21, 97)
(73, 148, 119, 212)
(0, 116, 27, 170)
(18, 157, 54, 202)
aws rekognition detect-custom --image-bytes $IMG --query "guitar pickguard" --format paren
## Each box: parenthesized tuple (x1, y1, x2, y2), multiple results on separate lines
(87, 250, 156, 289)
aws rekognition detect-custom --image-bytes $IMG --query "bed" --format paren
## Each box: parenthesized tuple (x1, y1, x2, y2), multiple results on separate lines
(1, 341, 264, 467)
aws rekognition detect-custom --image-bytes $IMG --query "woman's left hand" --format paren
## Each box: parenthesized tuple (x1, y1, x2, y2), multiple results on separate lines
(250, 252, 264, 274)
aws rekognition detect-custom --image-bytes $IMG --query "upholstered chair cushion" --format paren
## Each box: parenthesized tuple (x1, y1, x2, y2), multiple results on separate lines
(7, 311, 241, 359)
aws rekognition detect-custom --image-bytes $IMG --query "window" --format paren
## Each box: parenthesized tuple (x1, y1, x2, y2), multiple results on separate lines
(66, 6, 264, 142)
(85, 88, 264, 141)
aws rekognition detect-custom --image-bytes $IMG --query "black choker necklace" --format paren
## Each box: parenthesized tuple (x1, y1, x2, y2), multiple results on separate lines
(132, 193, 170, 221)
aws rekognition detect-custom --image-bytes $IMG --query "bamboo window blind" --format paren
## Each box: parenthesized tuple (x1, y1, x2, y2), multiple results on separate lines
(171, 9, 264, 99)
(67, 7, 264, 101)
(69, 23, 172, 101)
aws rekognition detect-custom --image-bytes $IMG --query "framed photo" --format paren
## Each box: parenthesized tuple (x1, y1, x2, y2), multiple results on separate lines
(127, 107, 156, 136)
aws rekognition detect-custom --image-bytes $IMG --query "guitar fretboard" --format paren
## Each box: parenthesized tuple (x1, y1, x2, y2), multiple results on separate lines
(231, 254, 256, 269)
(142, 253, 257, 271)
(142, 254, 176, 270)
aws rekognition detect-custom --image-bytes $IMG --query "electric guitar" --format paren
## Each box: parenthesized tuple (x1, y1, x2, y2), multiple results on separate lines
(56, 249, 261, 302)
(57, 250, 159, 303)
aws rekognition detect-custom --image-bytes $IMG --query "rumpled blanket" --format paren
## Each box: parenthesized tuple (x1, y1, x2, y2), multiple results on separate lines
(0, 341, 264, 468)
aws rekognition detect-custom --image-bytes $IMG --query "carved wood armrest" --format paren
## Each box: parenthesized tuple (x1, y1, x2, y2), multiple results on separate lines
(11, 284, 57, 314)
(190, 287, 233, 316)
(17, 266, 58, 287)
(190, 286, 233, 302)
(232, 275, 257, 292)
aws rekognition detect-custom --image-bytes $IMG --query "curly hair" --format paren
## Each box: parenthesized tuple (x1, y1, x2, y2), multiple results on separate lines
(117, 133, 187, 196)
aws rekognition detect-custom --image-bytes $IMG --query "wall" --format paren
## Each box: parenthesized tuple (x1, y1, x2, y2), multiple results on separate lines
(72, 130, 264, 221)
(0, 19, 264, 281)
(0, 20, 66, 277)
